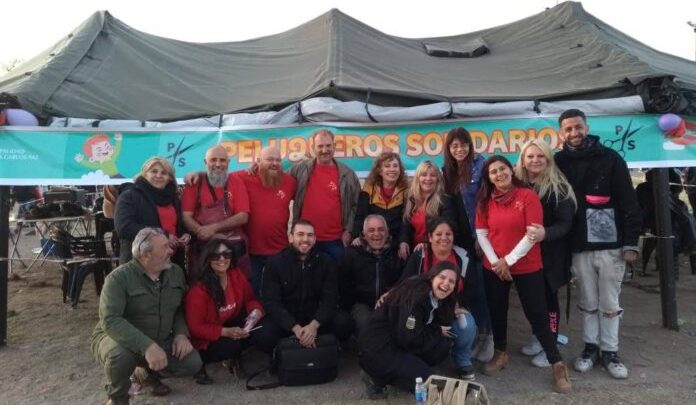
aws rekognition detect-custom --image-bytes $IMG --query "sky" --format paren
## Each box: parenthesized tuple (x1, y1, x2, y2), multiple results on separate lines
(2, 0, 695, 68)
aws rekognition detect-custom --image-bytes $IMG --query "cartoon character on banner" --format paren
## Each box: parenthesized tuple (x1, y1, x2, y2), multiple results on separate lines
(74, 133, 124, 178)
(660, 114, 696, 150)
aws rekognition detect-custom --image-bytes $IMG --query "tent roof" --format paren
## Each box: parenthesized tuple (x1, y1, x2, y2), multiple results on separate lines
(1, 1, 695, 121)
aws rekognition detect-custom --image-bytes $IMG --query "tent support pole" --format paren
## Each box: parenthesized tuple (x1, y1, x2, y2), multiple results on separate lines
(651, 169, 679, 330)
(0, 186, 9, 348)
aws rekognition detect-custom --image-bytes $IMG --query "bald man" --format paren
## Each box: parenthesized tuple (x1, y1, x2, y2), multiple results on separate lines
(233, 146, 297, 294)
(182, 145, 250, 280)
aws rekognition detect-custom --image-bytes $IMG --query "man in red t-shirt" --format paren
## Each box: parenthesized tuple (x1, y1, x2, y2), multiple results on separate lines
(233, 146, 297, 295)
(182, 145, 250, 279)
(289, 130, 360, 260)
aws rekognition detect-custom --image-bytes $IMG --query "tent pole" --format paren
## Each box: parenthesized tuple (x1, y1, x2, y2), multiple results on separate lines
(651, 169, 679, 330)
(0, 186, 9, 347)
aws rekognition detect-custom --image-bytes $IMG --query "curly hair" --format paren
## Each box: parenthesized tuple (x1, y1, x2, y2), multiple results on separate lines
(364, 151, 408, 190)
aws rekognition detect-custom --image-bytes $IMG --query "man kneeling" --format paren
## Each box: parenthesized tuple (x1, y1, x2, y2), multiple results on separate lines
(91, 227, 201, 405)
(257, 219, 353, 353)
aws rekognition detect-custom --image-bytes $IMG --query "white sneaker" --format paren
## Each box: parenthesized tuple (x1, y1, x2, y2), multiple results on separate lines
(602, 352, 628, 379)
(531, 350, 551, 368)
(520, 336, 543, 356)
(476, 335, 494, 362)
(574, 344, 600, 373)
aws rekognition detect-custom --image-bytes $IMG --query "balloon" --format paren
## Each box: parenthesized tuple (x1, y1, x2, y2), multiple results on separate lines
(5, 108, 39, 126)
(658, 113, 682, 132)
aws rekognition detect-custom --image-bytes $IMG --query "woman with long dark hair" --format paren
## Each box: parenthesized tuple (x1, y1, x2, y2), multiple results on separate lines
(442, 127, 493, 363)
(185, 238, 266, 384)
(400, 217, 478, 379)
(358, 262, 460, 399)
(352, 151, 409, 245)
(515, 139, 576, 367)
(475, 155, 571, 393)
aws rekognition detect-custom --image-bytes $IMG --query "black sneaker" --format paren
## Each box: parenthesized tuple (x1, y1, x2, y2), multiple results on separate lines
(573, 343, 599, 373)
(194, 367, 214, 385)
(601, 351, 628, 379)
(360, 370, 387, 400)
(458, 364, 476, 380)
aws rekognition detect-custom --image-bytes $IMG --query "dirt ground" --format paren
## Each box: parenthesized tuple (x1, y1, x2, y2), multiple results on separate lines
(2, 223, 696, 405)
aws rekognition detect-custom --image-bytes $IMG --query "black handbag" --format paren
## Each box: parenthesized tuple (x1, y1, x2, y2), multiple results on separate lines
(247, 334, 339, 390)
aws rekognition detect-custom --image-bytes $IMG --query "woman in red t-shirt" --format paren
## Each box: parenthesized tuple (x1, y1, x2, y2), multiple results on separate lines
(475, 155, 571, 394)
(185, 238, 266, 384)
(398, 161, 460, 260)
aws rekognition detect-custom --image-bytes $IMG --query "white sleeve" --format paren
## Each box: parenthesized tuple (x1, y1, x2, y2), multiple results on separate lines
(504, 236, 534, 266)
(475, 228, 499, 264)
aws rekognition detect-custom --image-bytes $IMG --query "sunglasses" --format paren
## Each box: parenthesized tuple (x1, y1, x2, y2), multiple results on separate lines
(209, 250, 233, 260)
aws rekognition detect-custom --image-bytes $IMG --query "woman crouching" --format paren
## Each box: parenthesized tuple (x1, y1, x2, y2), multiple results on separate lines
(358, 262, 460, 399)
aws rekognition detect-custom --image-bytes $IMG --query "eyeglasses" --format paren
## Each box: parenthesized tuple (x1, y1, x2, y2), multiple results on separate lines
(209, 250, 233, 260)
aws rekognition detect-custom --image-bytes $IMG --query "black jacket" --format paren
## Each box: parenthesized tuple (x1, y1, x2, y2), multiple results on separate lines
(114, 180, 184, 265)
(339, 244, 404, 309)
(399, 194, 473, 251)
(400, 247, 477, 310)
(262, 246, 338, 332)
(539, 191, 574, 291)
(358, 293, 451, 383)
(352, 183, 407, 243)
(554, 135, 641, 252)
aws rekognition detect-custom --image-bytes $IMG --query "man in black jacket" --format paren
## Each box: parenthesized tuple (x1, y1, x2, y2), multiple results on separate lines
(340, 215, 404, 336)
(257, 219, 353, 352)
(554, 109, 641, 380)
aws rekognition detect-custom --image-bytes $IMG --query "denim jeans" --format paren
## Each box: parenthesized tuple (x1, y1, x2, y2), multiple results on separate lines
(450, 312, 478, 367)
(315, 239, 345, 262)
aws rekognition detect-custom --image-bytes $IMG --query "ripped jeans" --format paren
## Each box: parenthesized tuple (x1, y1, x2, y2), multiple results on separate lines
(572, 249, 625, 352)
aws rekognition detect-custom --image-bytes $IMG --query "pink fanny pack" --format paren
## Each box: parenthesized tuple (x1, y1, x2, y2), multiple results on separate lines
(585, 195, 610, 205)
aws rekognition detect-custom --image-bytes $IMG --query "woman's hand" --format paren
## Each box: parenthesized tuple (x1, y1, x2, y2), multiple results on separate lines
(177, 233, 191, 246)
(374, 291, 390, 309)
(493, 259, 512, 281)
(222, 327, 250, 340)
(526, 224, 546, 243)
(167, 234, 179, 249)
(398, 242, 410, 260)
(413, 243, 425, 253)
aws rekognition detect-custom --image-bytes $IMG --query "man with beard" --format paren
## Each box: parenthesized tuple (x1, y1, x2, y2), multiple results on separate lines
(182, 144, 250, 279)
(290, 129, 361, 261)
(91, 227, 201, 405)
(256, 219, 354, 352)
(339, 214, 404, 337)
(554, 109, 641, 380)
(233, 146, 297, 295)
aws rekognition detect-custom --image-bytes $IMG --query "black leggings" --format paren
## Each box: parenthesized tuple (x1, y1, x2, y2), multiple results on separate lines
(198, 313, 268, 364)
(484, 269, 561, 364)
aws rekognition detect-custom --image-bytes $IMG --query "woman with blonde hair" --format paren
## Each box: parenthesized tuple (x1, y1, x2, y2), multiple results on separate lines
(514, 138, 577, 368)
(115, 157, 190, 267)
(352, 151, 408, 244)
(398, 161, 466, 259)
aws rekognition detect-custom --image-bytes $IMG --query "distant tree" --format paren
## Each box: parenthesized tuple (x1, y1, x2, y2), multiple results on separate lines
(1, 58, 24, 73)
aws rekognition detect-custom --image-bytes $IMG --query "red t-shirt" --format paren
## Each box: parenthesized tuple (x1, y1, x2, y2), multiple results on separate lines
(300, 163, 343, 241)
(475, 187, 543, 275)
(156, 205, 177, 236)
(410, 205, 428, 244)
(181, 174, 250, 217)
(233, 170, 297, 255)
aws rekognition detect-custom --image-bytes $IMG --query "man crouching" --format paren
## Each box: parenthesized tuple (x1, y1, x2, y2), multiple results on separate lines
(91, 227, 201, 404)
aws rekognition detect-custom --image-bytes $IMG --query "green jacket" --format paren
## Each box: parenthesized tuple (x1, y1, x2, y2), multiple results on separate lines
(91, 259, 189, 355)
(290, 158, 361, 236)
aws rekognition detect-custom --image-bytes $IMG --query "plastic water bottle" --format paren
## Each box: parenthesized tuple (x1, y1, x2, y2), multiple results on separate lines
(415, 377, 426, 404)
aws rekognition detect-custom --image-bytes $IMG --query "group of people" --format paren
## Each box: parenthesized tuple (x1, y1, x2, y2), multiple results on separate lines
(91, 109, 641, 404)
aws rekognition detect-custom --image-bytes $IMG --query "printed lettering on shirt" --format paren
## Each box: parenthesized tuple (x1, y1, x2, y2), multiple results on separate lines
(515, 201, 524, 211)
(219, 302, 237, 314)
(277, 190, 287, 200)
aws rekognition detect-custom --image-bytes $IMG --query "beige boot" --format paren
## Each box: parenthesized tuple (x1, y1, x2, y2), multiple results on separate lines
(482, 350, 509, 376)
(552, 362, 572, 394)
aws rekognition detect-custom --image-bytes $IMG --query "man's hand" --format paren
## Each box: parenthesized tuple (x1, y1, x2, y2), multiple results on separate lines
(291, 324, 303, 341)
(167, 234, 179, 250)
(222, 327, 250, 340)
(144, 342, 168, 371)
(184, 172, 202, 186)
(623, 250, 638, 265)
(299, 321, 319, 348)
(196, 224, 218, 241)
(172, 334, 194, 360)
(351, 237, 362, 247)
(341, 231, 352, 247)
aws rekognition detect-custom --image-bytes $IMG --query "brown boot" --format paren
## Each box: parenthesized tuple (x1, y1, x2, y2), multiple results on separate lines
(552, 362, 572, 394)
(132, 367, 171, 397)
(106, 396, 129, 405)
(482, 350, 509, 376)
